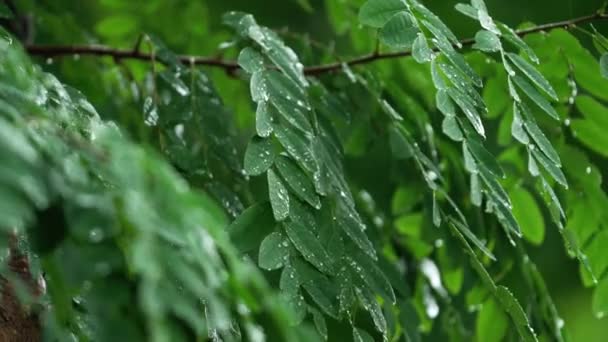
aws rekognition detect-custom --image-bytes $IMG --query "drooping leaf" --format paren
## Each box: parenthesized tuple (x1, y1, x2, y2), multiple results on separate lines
(412, 33, 433, 63)
(600, 53, 608, 79)
(507, 53, 558, 100)
(244, 136, 276, 176)
(473, 30, 501, 52)
(380, 12, 419, 48)
(509, 187, 545, 245)
(259, 231, 290, 270)
(268, 168, 291, 220)
(512, 75, 559, 120)
(275, 155, 321, 209)
(358, 0, 408, 28)
(284, 220, 334, 274)
(476, 298, 508, 342)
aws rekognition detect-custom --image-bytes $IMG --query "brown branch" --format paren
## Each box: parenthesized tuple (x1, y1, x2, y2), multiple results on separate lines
(24, 11, 608, 76)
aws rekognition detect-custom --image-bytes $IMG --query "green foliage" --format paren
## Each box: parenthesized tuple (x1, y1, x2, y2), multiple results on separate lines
(2, 0, 608, 341)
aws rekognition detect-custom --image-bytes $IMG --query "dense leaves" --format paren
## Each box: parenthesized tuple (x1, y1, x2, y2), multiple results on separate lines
(2, 0, 608, 341)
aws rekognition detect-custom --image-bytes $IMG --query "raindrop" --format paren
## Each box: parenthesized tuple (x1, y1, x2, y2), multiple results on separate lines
(586, 166, 592, 174)
(420, 258, 447, 297)
(556, 318, 564, 329)
(237, 303, 250, 315)
(174, 124, 185, 140)
(423, 286, 440, 319)
(46, 58, 54, 65)
(88, 228, 104, 243)
(373, 216, 384, 227)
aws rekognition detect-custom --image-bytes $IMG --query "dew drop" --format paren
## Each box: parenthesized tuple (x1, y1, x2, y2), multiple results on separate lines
(88, 228, 104, 243)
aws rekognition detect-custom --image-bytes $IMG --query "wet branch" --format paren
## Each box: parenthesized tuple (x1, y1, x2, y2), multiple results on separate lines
(23, 11, 608, 76)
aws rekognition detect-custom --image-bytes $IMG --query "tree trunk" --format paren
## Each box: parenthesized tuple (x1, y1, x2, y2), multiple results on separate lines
(0, 233, 42, 342)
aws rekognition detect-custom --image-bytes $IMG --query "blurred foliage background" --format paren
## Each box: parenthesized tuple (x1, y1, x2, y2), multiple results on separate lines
(5, 0, 608, 340)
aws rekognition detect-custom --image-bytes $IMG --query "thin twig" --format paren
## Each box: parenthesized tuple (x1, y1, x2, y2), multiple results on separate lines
(24, 11, 608, 76)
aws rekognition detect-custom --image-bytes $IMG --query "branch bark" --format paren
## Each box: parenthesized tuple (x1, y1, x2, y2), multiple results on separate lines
(23, 11, 608, 76)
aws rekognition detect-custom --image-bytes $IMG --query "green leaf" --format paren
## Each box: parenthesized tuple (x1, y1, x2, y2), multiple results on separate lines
(495, 286, 538, 342)
(507, 53, 558, 100)
(438, 62, 484, 108)
(466, 139, 505, 179)
(259, 231, 290, 270)
(442, 116, 464, 141)
(284, 220, 334, 274)
(476, 298, 508, 342)
(512, 75, 560, 120)
(348, 252, 395, 303)
(436, 89, 455, 116)
(450, 218, 496, 261)
(600, 53, 608, 79)
(472, 0, 499, 35)
(412, 33, 433, 63)
(447, 87, 485, 137)
(398, 300, 421, 342)
(575, 95, 608, 127)
(570, 119, 608, 157)
(256, 101, 274, 137)
(519, 104, 561, 166)
(531, 148, 568, 188)
(413, 2, 460, 46)
(511, 104, 530, 144)
(268, 169, 290, 220)
(237, 47, 265, 73)
(510, 187, 545, 245)
(454, 3, 477, 19)
(379, 12, 418, 48)
(244, 20, 309, 87)
(273, 122, 318, 175)
(337, 205, 377, 260)
(473, 30, 501, 52)
(592, 270, 608, 319)
(499, 23, 539, 63)
(244, 136, 276, 176)
(95, 15, 136, 38)
(431, 32, 483, 87)
(570, 46, 608, 102)
(389, 125, 413, 159)
(275, 155, 321, 209)
(353, 327, 375, 342)
(471, 172, 482, 206)
(227, 202, 275, 253)
(356, 286, 387, 336)
(358, 0, 408, 28)
(309, 306, 328, 340)
(250, 70, 268, 102)
(281, 262, 301, 294)
(265, 70, 313, 134)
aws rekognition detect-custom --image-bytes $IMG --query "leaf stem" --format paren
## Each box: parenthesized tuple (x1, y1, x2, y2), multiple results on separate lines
(23, 11, 608, 76)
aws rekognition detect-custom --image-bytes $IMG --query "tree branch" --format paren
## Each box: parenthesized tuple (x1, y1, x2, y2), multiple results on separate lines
(24, 11, 608, 76)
